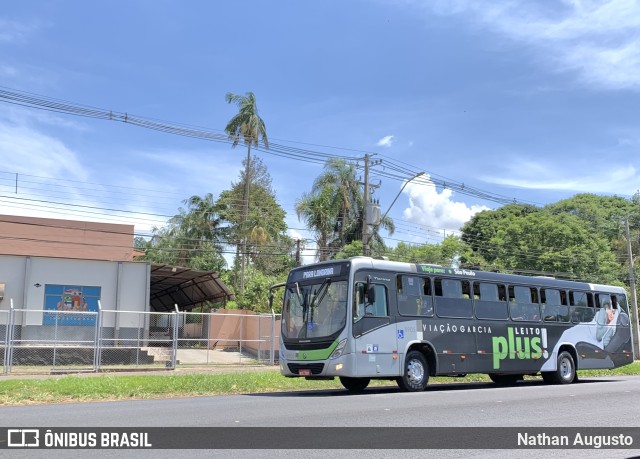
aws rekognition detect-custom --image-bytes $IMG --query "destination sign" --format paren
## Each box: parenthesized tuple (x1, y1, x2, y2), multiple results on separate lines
(289, 264, 344, 283)
(416, 265, 476, 277)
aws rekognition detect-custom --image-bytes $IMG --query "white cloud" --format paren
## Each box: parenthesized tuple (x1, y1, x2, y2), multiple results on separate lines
(0, 117, 170, 233)
(417, 0, 640, 90)
(0, 122, 90, 180)
(485, 159, 639, 196)
(402, 176, 490, 232)
(377, 135, 395, 147)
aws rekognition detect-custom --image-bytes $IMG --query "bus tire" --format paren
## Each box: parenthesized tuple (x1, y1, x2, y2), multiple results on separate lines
(488, 374, 521, 385)
(397, 350, 429, 392)
(339, 377, 370, 393)
(544, 351, 576, 385)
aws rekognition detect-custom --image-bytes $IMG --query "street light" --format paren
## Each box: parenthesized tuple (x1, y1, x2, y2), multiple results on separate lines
(365, 171, 425, 256)
(379, 172, 425, 225)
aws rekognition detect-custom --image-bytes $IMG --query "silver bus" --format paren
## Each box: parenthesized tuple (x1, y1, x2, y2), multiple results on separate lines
(271, 257, 634, 392)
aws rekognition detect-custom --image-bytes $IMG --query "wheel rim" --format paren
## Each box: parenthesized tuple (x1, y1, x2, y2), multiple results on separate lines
(559, 356, 572, 380)
(407, 359, 425, 384)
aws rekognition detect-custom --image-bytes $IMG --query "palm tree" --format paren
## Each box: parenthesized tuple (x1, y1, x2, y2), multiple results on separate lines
(296, 188, 338, 261)
(295, 159, 365, 260)
(181, 193, 224, 244)
(224, 92, 269, 294)
(312, 159, 361, 248)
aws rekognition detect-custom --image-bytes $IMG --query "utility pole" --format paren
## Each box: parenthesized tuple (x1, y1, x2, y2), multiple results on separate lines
(625, 217, 640, 359)
(295, 239, 301, 266)
(361, 154, 380, 256)
(363, 154, 371, 256)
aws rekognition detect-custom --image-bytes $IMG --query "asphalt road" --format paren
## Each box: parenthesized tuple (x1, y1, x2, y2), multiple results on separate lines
(2, 376, 640, 459)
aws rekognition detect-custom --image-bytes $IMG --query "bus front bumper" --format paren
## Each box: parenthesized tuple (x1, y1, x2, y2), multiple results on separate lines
(279, 352, 355, 378)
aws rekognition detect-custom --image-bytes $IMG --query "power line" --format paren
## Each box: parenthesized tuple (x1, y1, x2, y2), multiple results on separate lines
(0, 86, 539, 208)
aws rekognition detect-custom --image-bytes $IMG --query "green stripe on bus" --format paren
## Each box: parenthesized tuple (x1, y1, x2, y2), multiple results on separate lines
(289, 340, 339, 361)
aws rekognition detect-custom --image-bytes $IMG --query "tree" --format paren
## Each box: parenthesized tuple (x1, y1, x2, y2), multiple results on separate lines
(313, 159, 362, 247)
(216, 156, 293, 277)
(546, 194, 633, 242)
(381, 235, 467, 267)
(460, 199, 621, 282)
(224, 91, 269, 294)
(296, 158, 394, 260)
(296, 187, 339, 261)
(140, 194, 226, 273)
(333, 241, 364, 260)
(461, 203, 539, 265)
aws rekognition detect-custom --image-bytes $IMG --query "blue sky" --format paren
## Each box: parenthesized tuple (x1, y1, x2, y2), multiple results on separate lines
(1, 1, 639, 261)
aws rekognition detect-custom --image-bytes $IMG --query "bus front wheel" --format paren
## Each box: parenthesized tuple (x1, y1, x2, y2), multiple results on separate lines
(542, 351, 576, 385)
(397, 350, 429, 392)
(339, 377, 370, 393)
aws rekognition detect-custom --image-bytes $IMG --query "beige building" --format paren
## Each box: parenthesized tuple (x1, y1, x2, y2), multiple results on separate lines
(0, 214, 137, 261)
(0, 214, 232, 313)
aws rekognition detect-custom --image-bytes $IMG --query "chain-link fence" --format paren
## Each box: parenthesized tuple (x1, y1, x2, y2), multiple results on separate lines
(176, 311, 278, 367)
(1, 306, 280, 375)
(0, 310, 8, 375)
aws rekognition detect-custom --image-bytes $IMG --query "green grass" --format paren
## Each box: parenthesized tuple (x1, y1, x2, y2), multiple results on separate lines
(0, 362, 638, 406)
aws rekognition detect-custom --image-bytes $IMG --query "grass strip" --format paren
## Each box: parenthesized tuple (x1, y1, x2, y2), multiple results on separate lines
(0, 362, 638, 406)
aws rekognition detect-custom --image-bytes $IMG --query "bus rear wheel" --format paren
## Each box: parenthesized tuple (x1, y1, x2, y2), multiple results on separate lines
(397, 350, 429, 392)
(339, 377, 370, 393)
(542, 351, 576, 385)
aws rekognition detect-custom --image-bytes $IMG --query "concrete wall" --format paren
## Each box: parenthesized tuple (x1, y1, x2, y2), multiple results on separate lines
(0, 255, 150, 341)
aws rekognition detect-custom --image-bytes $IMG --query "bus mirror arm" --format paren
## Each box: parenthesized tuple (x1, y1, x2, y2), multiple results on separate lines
(366, 282, 376, 304)
(269, 282, 286, 315)
(364, 275, 376, 304)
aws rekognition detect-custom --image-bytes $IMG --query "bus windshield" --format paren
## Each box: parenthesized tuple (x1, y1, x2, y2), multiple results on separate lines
(282, 279, 348, 339)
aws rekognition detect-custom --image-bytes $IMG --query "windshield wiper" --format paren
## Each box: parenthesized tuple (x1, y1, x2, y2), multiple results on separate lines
(309, 278, 332, 313)
(296, 278, 332, 339)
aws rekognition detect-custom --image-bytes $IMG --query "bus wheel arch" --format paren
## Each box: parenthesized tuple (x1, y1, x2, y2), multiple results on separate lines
(397, 345, 432, 392)
(542, 345, 577, 385)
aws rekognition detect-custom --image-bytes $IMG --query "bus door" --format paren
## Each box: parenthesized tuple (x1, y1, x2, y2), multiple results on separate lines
(352, 280, 399, 377)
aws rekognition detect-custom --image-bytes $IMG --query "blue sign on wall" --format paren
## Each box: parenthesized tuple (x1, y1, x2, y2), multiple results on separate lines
(43, 285, 101, 326)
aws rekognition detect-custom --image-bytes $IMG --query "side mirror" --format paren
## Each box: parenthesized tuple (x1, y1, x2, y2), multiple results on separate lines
(366, 284, 376, 304)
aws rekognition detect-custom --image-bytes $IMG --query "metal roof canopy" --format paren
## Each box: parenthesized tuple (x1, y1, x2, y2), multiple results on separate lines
(150, 263, 233, 312)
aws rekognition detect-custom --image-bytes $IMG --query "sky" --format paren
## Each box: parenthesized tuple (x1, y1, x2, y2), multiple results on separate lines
(1, 0, 640, 263)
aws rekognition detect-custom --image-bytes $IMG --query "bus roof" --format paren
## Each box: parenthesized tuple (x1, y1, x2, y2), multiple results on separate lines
(291, 257, 626, 293)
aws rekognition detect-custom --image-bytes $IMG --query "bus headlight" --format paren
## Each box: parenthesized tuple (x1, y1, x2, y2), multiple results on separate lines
(330, 338, 347, 359)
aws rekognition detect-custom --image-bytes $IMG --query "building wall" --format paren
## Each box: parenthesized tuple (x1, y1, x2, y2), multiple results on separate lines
(0, 255, 150, 341)
(0, 214, 135, 261)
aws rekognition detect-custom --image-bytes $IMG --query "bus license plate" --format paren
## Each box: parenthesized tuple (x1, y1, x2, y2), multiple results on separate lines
(299, 369, 311, 376)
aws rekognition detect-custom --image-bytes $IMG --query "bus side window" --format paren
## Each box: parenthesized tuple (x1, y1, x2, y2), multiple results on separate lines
(421, 277, 434, 317)
(510, 285, 540, 321)
(541, 289, 560, 322)
(570, 291, 595, 323)
(353, 282, 365, 322)
(596, 293, 612, 309)
(397, 276, 433, 317)
(397, 275, 422, 316)
(370, 284, 389, 317)
(474, 282, 508, 320)
(357, 283, 388, 319)
(435, 278, 472, 318)
(557, 290, 570, 322)
(613, 294, 628, 314)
